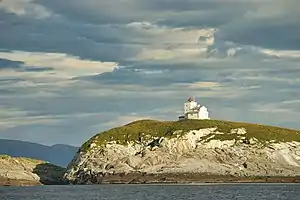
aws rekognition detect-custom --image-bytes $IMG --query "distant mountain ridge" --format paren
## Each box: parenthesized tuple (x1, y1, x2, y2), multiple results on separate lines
(0, 139, 79, 167)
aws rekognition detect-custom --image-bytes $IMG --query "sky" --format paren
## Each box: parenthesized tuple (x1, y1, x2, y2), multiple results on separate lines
(0, 0, 300, 146)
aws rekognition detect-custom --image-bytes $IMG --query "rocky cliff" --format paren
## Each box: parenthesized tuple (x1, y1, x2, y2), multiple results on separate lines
(64, 119, 300, 184)
(0, 155, 66, 186)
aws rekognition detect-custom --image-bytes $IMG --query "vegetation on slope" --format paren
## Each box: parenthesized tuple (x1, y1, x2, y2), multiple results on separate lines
(0, 154, 65, 171)
(81, 119, 300, 152)
(0, 154, 44, 163)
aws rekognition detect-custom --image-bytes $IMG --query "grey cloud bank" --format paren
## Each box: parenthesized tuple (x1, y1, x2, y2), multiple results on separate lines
(0, 0, 300, 146)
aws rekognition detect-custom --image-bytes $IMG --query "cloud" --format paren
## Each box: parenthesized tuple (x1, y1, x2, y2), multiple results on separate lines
(93, 114, 153, 130)
(217, 0, 300, 50)
(0, 0, 52, 19)
(0, 58, 24, 70)
(0, 106, 59, 130)
(252, 103, 297, 114)
(282, 100, 300, 105)
(1, 49, 297, 145)
(1, 0, 300, 146)
(1, 0, 298, 62)
(0, 12, 141, 62)
(38, 0, 257, 26)
(260, 49, 300, 59)
(0, 57, 53, 72)
(0, 51, 117, 78)
(176, 81, 222, 89)
(0, 51, 118, 107)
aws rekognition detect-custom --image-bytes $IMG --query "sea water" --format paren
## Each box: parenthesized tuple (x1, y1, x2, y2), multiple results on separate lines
(1, 184, 300, 200)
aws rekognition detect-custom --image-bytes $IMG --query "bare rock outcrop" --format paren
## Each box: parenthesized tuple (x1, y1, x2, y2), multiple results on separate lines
(64, 120, 300, 184)
(0, 155, 66, 186)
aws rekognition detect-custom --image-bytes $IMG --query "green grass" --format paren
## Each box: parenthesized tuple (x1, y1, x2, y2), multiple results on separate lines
(80, 119, 300, 152)
(0, 154, 45, 163)
(0, 154, 65, 171)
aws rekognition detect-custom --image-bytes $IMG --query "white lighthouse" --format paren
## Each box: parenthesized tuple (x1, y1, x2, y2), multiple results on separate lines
(178, 97, 210, 120)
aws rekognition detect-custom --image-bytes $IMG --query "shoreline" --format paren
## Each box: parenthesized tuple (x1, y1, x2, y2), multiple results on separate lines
(70, 172, 300, 185)
(2, 173, 300, 186)
(1, 179, 300, 187)
(0, 177, 41, 187)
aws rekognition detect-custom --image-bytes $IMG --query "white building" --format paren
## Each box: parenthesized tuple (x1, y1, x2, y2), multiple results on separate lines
(178, 97, 210, 120)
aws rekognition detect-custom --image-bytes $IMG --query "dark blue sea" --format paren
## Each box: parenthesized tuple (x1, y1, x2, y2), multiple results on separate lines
(1, 184, 300, 200)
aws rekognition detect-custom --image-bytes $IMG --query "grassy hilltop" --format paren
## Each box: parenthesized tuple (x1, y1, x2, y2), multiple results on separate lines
(81, 119, 300, 152)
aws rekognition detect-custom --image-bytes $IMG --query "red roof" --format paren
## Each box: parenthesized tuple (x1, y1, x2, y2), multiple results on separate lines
(187, 97, 194, 102)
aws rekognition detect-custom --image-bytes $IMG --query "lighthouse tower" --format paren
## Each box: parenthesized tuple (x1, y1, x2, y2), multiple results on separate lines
(178, 97, 210, 120)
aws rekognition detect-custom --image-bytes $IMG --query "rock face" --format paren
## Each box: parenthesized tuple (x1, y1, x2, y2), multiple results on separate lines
(0, 155, 66, 186)
(64, 120, 300, 184)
